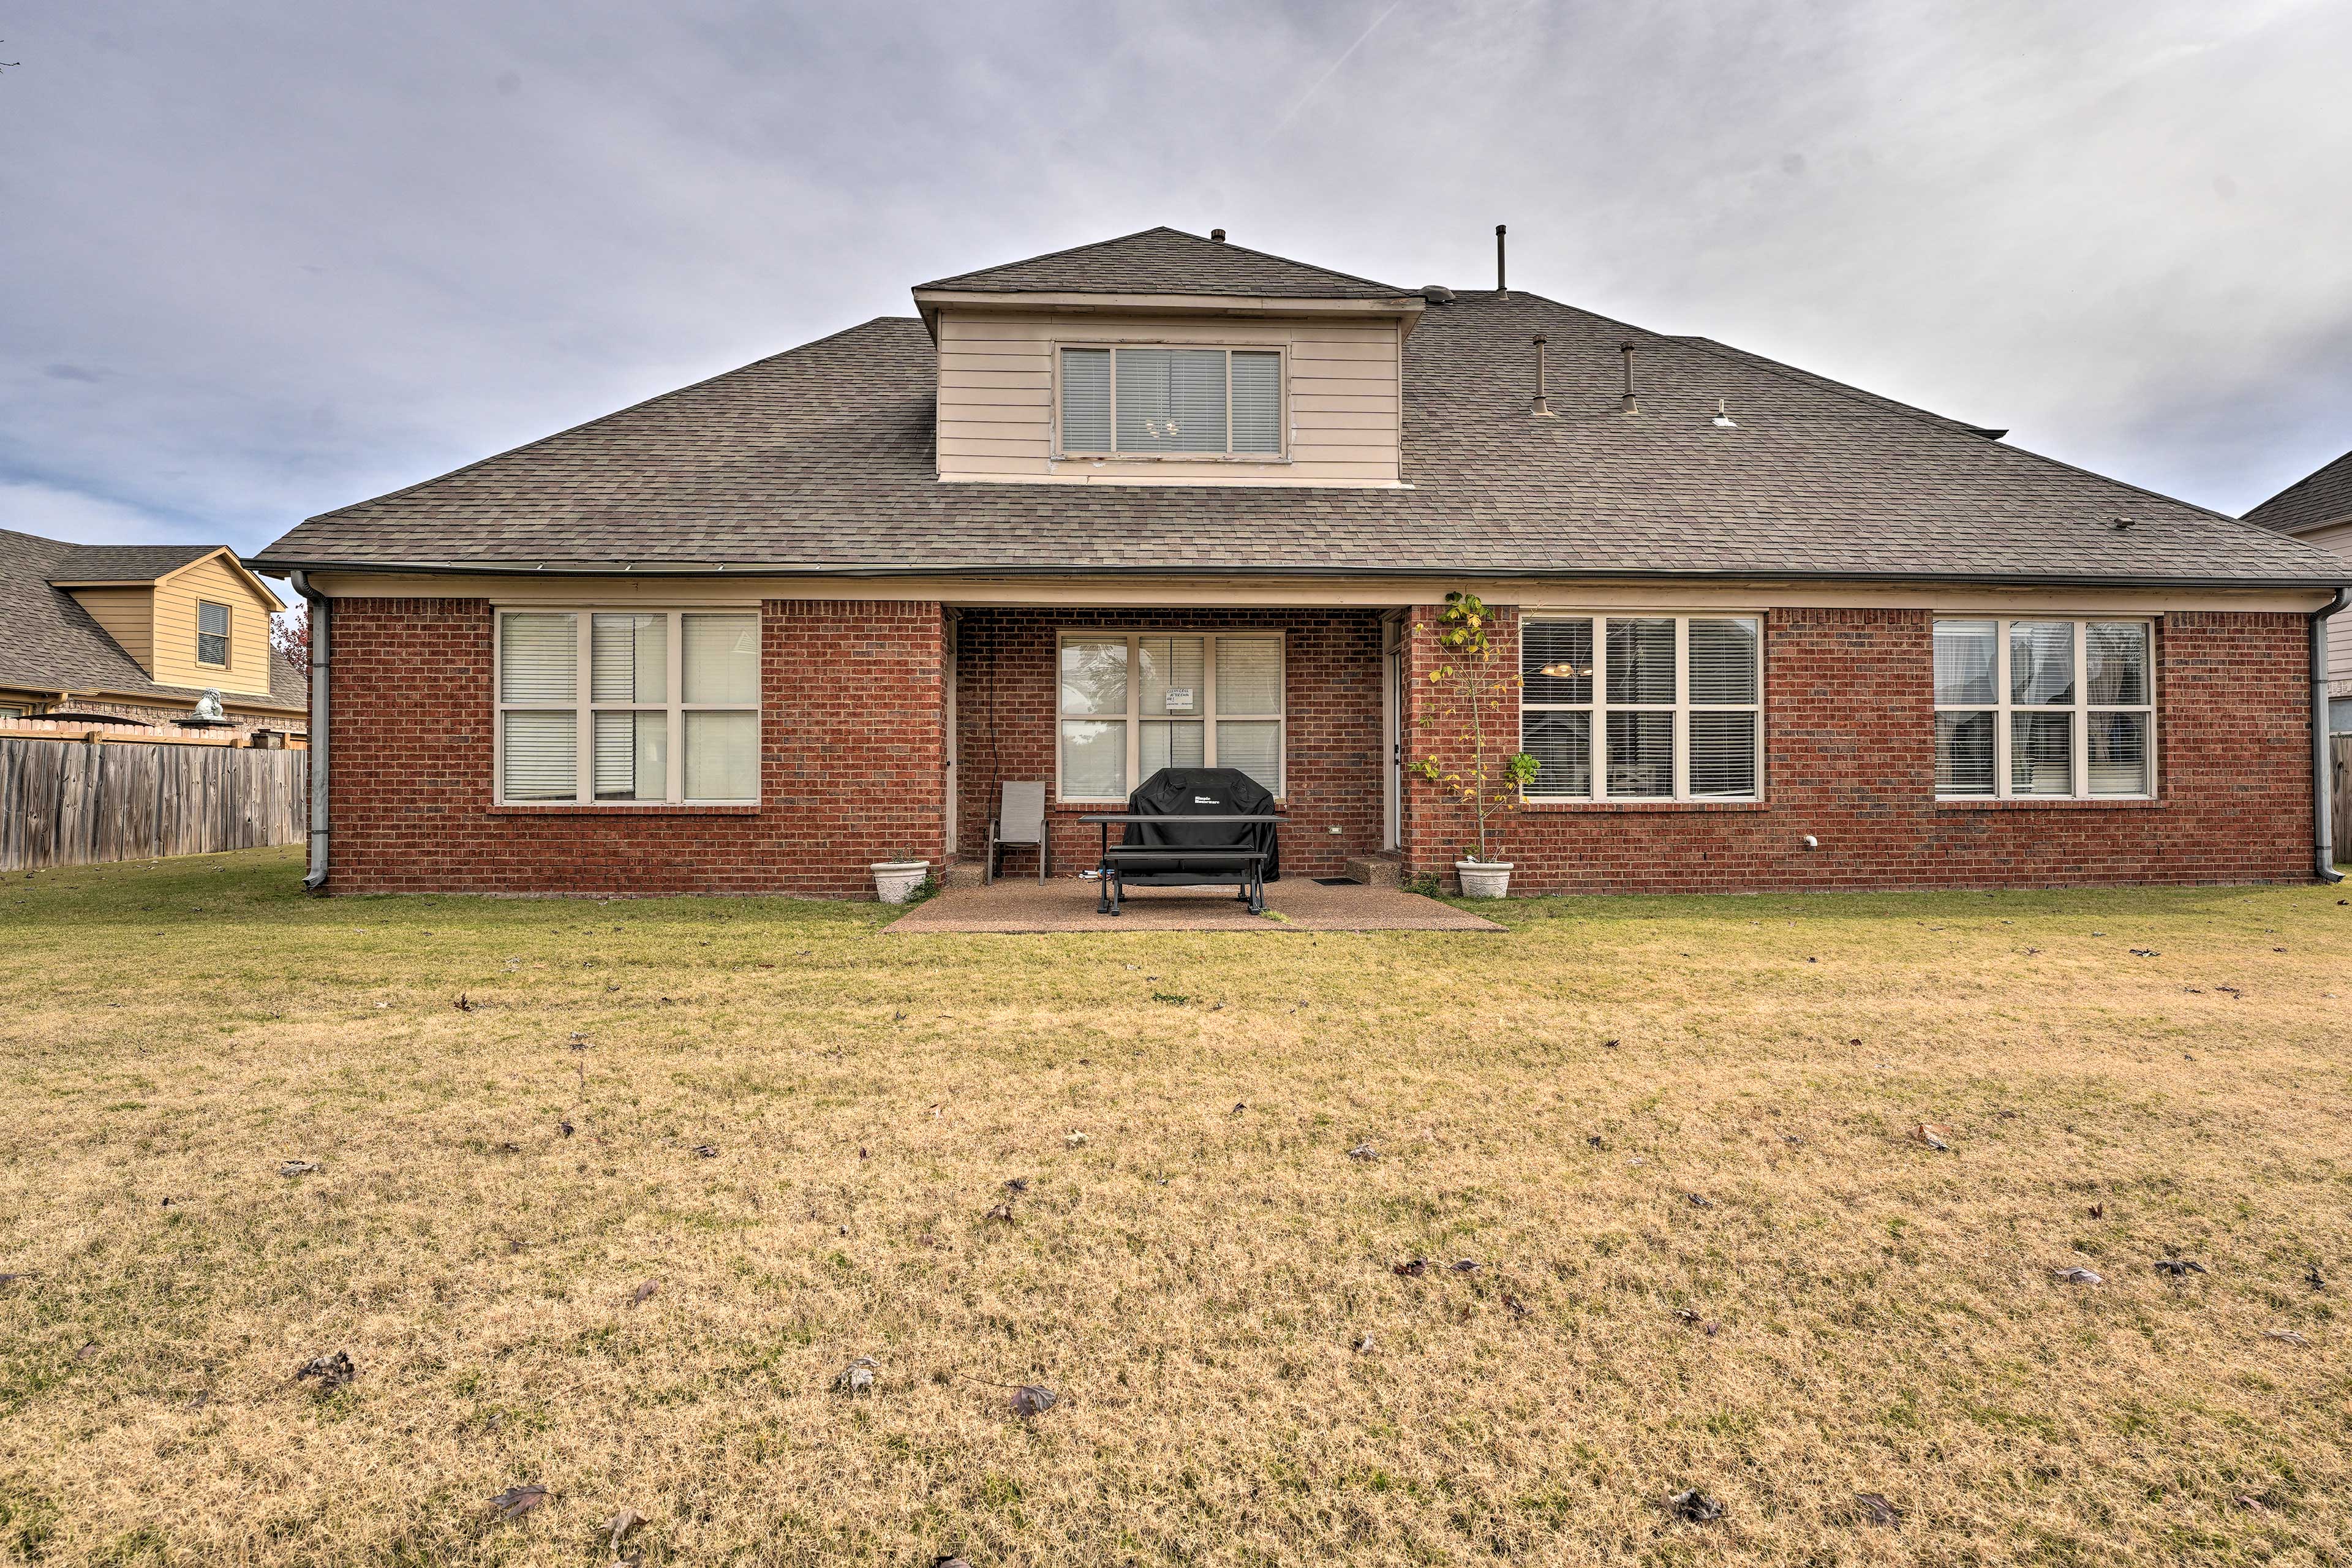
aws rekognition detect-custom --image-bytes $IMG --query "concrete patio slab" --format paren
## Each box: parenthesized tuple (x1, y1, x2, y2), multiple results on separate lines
(884, 877, 1504, 933)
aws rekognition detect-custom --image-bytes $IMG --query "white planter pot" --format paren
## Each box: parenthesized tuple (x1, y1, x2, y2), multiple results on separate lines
(1455, 860, 1513, 899)
(872, 861, 930, 904)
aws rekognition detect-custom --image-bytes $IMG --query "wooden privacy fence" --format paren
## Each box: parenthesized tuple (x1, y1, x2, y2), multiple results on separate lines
(2335, 735, 2351, 870)
(0, 737, 308, 872)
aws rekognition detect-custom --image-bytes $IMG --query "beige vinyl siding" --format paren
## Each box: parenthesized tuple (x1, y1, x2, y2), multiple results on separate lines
(2307, 521, 2352, 687)
(151, 556, 277, 696)
(66, 587, 157, 673)
(935, 311, 1402, 486)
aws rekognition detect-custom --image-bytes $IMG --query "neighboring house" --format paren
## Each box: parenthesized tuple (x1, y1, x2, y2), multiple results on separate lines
(2243, 449, 2352, 734)
(252, 227, 2350, 897)
(0, 529, 307, 736)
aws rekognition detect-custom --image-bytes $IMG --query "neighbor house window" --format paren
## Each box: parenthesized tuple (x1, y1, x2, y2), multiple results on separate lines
(1057, 346, 1284, 458)
(1057, 631, 1283, 799)
(1932, 618, 2155, 798)
(496, 609, 760, 804)
(197, 601, 232, 666)
(1518, 614, 1763, 801)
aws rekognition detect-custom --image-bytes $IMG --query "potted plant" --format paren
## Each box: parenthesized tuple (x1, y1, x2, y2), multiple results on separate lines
(871, 853, 931, 904)
(1412, 591, 1540, 897)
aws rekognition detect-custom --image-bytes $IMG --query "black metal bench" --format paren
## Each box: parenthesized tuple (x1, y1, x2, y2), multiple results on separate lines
(1080, 813, 1281, 915)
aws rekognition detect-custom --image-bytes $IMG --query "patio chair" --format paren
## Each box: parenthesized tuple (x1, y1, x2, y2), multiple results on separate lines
(984, 780, 1049, 885)
(1090, 767, 1282, 916)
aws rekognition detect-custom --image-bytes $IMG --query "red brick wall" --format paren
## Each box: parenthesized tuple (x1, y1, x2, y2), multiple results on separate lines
(1400, 605, 2317, 892)
(952, 608, 1386, 877)
(323, 597, 943, 896)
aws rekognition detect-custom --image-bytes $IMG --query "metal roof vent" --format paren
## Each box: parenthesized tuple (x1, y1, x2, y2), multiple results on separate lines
(1209, 228, 1226, 243)
(1422, 284, 1455, 304)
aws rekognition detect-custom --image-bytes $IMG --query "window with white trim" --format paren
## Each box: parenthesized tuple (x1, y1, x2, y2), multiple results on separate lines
(1932, 618, 2154, 799)
(197, 600, 232, 667)
(1057, 631, 1283, 800)
(496, 609, 760, 805)
(1518, 614, 1763, 801)
(1057, 345, 1284, 458)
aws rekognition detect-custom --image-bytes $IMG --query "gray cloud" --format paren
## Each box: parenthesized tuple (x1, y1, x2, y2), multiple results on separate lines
(3, 0, 2349, 566)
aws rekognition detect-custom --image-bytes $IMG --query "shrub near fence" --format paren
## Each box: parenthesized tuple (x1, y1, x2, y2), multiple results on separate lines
(0, 737, 308, 872)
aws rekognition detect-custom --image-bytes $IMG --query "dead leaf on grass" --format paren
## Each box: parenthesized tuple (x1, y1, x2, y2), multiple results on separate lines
(487, 1483, 548, 1521)
(279, 1159, 320, 1177)
(1909, 1123, 1952, 1151)
(1002, 1178, 1028, 1194)
(1685, 1193, 1714, 1210)
(1347, 1144, 1378, 1161)
(1392, 1259, 1428, 1278)
(606, 1509, 647, 1551)
(1853, 1491, 1901, 1527)
(2152, 1258, 2209, 1279)
(1010, 1384, 1058, 1417)
(454, 993, 474, 1012)
(691, 1145, 718, 1159)
(835, 1357, 876, 1394)
(630, 1281, 658, 1306)
(984, 1203, 1016, 1224)
(1501, 1292, 1531, 1319)
(2305, 1263, 2328, 1290)
(1449, 1258, 1482, 1273)
(295, 1350, 355, 1390)
(2052, 1267, 2102, 1286)
(1667, 1488, 1723, 1523)
(558, 1120, 575, 1138)
(2264, 1329, 2309, 1348)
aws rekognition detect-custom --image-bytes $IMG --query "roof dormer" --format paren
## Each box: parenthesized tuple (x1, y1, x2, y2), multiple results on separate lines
(912, 227, 1423, 488)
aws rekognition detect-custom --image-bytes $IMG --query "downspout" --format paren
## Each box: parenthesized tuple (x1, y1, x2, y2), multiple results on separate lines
(2314, 587, 2347, 884)
(292, 571, 330, 892)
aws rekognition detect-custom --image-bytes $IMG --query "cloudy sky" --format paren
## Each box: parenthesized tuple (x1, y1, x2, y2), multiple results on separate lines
(5, 0, 2351, 579)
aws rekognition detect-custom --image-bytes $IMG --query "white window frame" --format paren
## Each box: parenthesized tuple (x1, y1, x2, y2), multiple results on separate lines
(1054, 629, 1286, 801)
(493, 608, 761, 806)
(1050, 342, 1289, 462)
(1518, 612, 1765, 803)
(1932, 616, 2157, 801)
(196, 600, 232, 668)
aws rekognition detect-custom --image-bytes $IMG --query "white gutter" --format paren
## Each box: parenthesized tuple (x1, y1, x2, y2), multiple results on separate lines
(292, 571, 330, 892)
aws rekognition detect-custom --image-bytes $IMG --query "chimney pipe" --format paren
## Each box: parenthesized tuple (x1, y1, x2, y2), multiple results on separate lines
(1495, 224, 1507, 298)
(1210, 228, 1226, 243)
(1619, 341, 1639, 414)
(1531, 333, 1555, 418)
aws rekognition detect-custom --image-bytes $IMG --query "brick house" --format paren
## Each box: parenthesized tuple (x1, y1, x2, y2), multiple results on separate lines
(252, 227, 2350, 897)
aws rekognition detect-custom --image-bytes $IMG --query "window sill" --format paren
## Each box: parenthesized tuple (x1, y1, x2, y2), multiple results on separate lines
(1521, 799, 1767, 813)
(1935, 797, 2165, 811)
(489, 803, 761, 816)
(1051, 453, 1292, 466)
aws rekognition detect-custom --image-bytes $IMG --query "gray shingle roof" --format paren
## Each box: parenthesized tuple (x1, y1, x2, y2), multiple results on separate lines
(0, 529, 306, 712)
(255, 287, 2350, 589)
(45, 542, 217, 582)
(917, 226, 1414, 300)
(2244, 446, 2352, 536)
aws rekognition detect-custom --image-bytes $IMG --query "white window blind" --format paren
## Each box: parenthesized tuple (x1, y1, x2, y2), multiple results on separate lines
(497, 609, 760, 804)
(1060, 348, 1111, 453)
(1934, 617, 2154, 799)
(1058, 631, 1284, 799)
(1057, 345, 1285, 458)
(1520, 614, 1762, 802)
(197, 600, 231, 666)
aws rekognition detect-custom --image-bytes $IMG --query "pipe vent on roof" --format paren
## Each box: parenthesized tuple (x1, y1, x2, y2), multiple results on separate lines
(1619, 341, 1640, 415)
(1210, 228, 1226, 243)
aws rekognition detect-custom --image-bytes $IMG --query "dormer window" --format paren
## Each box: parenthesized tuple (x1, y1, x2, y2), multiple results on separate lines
(1057, 345, 1284, 458)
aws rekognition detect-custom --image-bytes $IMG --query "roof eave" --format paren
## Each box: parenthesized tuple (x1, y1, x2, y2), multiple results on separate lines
(249, 554, 2352, 595)
(910, 287, 1428, 342)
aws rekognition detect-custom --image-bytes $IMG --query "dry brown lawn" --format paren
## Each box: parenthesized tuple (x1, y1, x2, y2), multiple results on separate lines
(2, 846, 2349, 1567)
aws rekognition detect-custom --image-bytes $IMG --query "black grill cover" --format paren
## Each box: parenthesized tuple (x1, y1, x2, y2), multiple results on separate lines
(1112, 767, 1280, 882)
